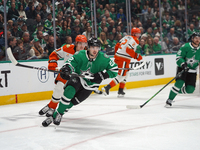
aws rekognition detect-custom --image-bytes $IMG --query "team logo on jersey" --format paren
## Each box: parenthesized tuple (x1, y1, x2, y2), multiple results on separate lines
(37, 66, 49, 83)
(80, 68, 93, 78)
(155, 58, 164, 75)
(186, 55, 198, 67)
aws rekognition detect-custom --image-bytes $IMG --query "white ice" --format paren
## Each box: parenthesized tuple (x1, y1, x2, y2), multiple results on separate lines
(1, 84, 200, 150)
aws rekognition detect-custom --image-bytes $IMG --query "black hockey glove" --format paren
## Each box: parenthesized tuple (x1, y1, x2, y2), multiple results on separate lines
(90, 71, 109, 84)
(60, 64, 71, 80)
(181, 63, 189, 72)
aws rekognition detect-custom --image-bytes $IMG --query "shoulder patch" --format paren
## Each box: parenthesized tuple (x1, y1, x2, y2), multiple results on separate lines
(74, 51, 80, 55)
(104, 53, 109, 58)
(181, 44, 185, 47)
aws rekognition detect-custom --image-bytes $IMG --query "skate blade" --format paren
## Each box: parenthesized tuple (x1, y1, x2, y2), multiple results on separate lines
(164, 104, 172, 108)
(94, 90, 103, 94)
(101, 88, 108, 96)
(118, 94, 124, 98)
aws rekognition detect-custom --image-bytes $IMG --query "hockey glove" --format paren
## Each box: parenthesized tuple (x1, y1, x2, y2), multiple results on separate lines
(181, 63, 189, 72)
(48, 60, 58, 70)
(60, 64, 71, 80)
(90, 71, 109, 84)
(134, 53, 142, 61)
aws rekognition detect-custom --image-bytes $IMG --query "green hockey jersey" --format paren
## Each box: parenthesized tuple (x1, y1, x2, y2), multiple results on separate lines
(176, 42, 200, 72)
(65, 50, 118, 90)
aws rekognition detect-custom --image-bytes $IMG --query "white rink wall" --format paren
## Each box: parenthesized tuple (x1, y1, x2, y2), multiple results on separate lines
(0, 54, 176, 96)
(2, 54, 198, 105)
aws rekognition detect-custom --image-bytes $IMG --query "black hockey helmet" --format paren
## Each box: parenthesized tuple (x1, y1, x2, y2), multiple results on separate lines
(188, 32, 200, 41)
(88, 37, 101, 48)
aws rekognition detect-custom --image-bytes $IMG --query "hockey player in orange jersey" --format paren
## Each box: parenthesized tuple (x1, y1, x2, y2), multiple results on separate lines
(39, 35, 88, 116)
(101, 27, 142, 97)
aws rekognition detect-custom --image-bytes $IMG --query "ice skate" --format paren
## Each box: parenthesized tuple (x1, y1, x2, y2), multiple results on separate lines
(118, 88, 125, 97)
(53, 111, 63, 126)
(165, 99, 173, 108)
(101, 85, 111, 96)
(94, 89, 103, 94)
(39, 105, 50, 115)
(46, 108, 55, 117)
(42, 116, 53, 127)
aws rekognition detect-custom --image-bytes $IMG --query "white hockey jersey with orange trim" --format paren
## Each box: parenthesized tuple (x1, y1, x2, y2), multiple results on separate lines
(48, 44, 76, 71)
(49, 44, 76, 64)
(48, 44, 76, 84)
(114, 35, 139, 63)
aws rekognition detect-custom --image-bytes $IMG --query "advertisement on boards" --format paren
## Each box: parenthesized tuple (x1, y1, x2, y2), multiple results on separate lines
(0, 55, 176, 96)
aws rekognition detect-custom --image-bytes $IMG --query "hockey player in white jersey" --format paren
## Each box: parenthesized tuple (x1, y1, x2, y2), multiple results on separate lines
(101, 27, 143, 97)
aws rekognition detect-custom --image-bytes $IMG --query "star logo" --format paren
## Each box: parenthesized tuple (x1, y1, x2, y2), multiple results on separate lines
(80, 68, 93, 77)
(186, 55, 198, 67)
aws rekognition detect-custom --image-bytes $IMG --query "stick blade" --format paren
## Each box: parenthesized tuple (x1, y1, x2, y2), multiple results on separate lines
(126, 105, 141, 109)
(7, 48, 18, 65)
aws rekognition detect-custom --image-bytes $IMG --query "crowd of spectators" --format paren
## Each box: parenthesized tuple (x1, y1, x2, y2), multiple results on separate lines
(0, 0, 200, 61)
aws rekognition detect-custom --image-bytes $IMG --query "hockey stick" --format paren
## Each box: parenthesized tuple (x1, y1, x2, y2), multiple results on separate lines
(126, 69, 184, 109)
(7, 48, 94, 79)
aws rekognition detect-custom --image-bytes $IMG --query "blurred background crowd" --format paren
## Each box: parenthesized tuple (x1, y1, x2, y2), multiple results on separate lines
(0, 0, 200, 61)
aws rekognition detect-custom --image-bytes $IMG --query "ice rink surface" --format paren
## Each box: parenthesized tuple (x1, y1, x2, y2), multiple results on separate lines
(1, 84, 200, 150)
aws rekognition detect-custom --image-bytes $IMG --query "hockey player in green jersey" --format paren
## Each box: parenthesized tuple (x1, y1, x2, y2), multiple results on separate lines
(165, 33, 200, 107)
(42, 37, 118, 127)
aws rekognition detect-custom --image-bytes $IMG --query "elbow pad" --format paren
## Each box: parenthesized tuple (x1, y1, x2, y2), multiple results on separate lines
(134, 53, 142, 61)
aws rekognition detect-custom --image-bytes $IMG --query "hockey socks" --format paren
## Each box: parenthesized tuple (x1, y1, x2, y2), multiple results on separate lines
(53, 101, 74, 118)
(110, 80, 117, 88)
(179, 85, 195, 94)
(48, 100, 59, 109)
(168, 79, 184, 100)
(53, 85, 76, 116)
(119, 82, 125, 89)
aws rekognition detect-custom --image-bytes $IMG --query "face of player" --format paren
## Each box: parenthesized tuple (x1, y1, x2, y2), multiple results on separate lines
(192, 36, 200, 47)
(76, 42, 88, 51)
(88, 46, 100, 59)
(135, 33, 141, 38)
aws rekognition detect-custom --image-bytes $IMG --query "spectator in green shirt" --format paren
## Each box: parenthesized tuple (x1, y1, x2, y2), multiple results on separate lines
(144, 36, 154, 55)
(97, 4, 105, 16)
(187, 23, 196, 38)
(152, 36, 162, 53)
(44, 13, 52, 29)
(110, 7, 117, 22)
(107, 33, 117, 49)
(98, 32, 109, 53)
(136, 39, 145, 55)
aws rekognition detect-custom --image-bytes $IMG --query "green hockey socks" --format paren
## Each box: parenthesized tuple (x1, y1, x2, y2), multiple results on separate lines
(53, 85, 76, 117)
(168, 79, 195, 100)
(168, 79, 184, 100)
